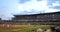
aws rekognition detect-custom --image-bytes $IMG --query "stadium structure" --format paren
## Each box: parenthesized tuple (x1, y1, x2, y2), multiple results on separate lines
(0, 12, 60, 25)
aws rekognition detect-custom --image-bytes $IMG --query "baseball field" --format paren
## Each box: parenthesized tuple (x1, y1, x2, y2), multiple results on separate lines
(0, 24, 53, 32)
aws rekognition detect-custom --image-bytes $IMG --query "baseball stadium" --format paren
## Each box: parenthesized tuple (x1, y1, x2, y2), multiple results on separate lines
(0, 12, 60, 32)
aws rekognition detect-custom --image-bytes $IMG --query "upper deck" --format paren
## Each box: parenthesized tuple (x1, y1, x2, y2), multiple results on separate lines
(13, 12, 60, 21)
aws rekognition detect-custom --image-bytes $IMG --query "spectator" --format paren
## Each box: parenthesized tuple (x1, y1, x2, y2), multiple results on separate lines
(45, 27, 55, 32)
(37, 28, 44, 32)
(50, 27, 55, 32)
(55, 26, 60, 32)
(45, 29, 52, 32)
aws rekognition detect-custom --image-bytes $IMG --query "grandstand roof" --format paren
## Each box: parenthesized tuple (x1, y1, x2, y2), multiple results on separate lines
(14, 11, 60, 17)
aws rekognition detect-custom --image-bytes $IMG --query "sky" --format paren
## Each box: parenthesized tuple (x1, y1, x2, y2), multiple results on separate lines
(0, 0, 60, 20)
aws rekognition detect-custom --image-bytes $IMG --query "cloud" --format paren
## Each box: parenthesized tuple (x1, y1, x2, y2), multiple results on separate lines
(50, 1, 60, 10)
(18, 0, 47, 13)
(0, 0, 19, 20)
(52, 1, 60, 6)
(37, 0, 42, 1)
(0, 0, 60, 20)
(19, 0, 30, 4)
(18, 0, 60, 14)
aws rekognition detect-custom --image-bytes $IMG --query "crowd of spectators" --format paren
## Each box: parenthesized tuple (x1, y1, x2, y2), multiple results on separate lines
(36, 26, 60, 32)
(32, 26, 60, 32)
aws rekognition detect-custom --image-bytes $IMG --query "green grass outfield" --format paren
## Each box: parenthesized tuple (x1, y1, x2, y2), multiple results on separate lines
(0, 25, 54, 32)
